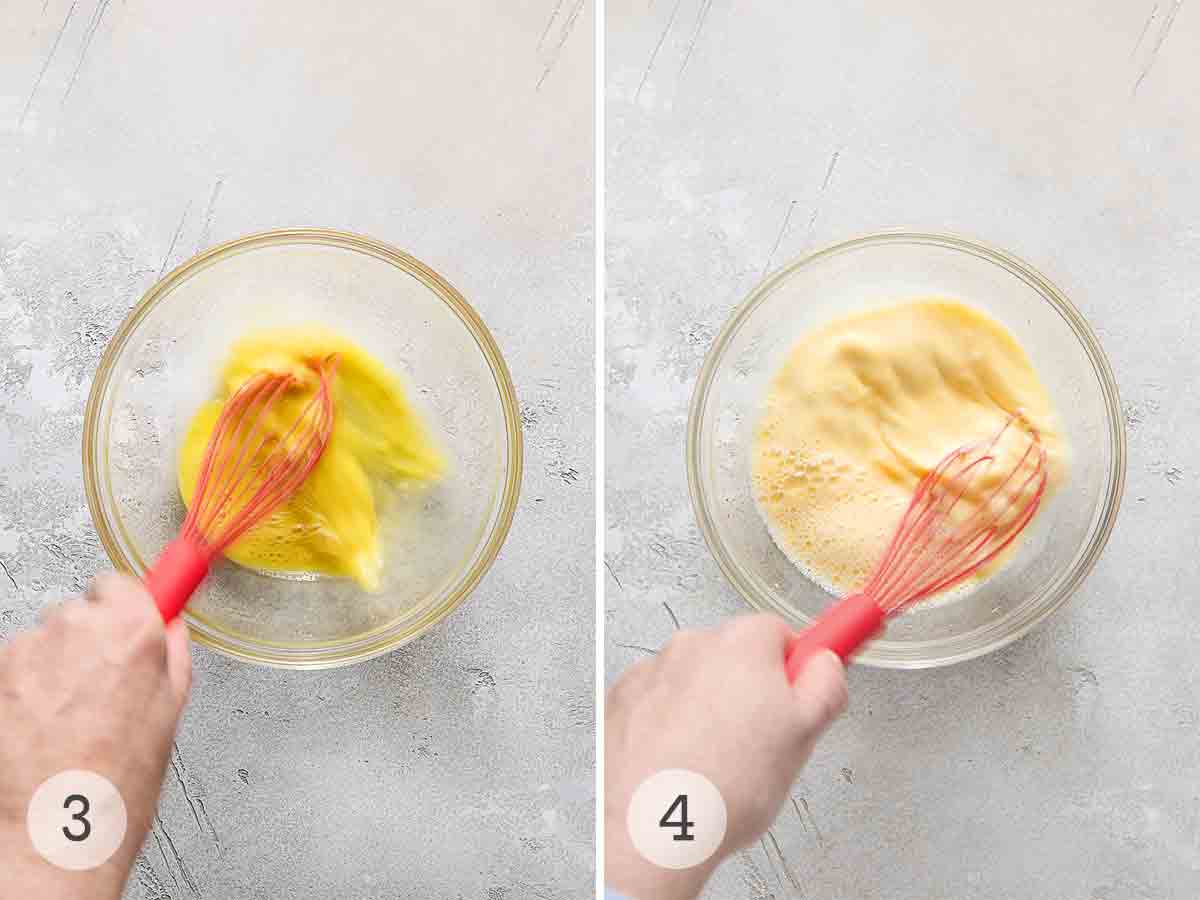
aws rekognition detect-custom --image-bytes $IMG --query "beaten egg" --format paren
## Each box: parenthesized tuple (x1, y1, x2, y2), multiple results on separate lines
(752, 299, 1068, 597)
(178, 327, 444, 591)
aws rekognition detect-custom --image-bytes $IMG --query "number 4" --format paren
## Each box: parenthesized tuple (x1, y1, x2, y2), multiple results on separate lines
(659, 794, 695, 842)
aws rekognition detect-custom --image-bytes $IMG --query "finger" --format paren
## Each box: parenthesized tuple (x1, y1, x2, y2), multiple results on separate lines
(790, 649, 848, 740)
(39, 595, 89, 627)
(660, 628, 702, 660)
(89, 572, 161, 630)
(605, 654, 657, 711)
(89, 572, 154, 612)
(164, 618, 194, 708)
(719, 613, 792, 656)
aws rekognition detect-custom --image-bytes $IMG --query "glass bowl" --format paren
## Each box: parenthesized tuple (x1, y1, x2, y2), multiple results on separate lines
(687, 231, 1125, 668)
(83, 228, 522, 669)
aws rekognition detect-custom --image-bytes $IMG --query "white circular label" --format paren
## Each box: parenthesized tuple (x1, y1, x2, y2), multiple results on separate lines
(27, 770, 128, 871)
(626, 768, 727, 870)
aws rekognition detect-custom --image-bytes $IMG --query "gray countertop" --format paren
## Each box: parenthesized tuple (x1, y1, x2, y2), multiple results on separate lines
(1, 2, 594, 897)
(607, 1, 1199, 897)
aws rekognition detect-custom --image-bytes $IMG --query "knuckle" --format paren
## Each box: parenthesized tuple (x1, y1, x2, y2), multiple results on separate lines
(803, 684, 847, 733)
(59, 597, 91, 626)
(97, 607, 166, 664)
(103, 585, 158, 630)
(0, 634, 38, 697)
(722, 613, 787, 645)
(129, 613, 168, 653)
(661, 629, 701, 659)
(829, 679, 849, 718)
(179, 661, 195, 696)
(0, 632, 28, 669)
(41, 597, 87, 634)
(91, 572, 152, 609)
(727, 612, 777, 635)
(606, 657, 654, 712)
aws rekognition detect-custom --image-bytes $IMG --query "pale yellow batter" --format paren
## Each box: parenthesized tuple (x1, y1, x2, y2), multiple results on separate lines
(752, 299, 1067, 595)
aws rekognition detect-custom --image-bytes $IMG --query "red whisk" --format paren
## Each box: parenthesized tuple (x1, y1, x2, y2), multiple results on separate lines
(785, 415, 1048, 681)
(143, 355, 339, 622)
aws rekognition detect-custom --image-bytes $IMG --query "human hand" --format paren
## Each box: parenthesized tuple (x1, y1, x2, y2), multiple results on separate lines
(605, 615, 847, 900)
(0, 574, 193, 900)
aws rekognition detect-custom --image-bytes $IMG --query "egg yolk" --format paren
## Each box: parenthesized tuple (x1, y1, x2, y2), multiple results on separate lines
(177, 327, 444, 591)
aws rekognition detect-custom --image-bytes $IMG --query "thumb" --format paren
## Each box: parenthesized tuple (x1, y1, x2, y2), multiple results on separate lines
(791, 649, 848, 740)
(164, 618, 194, 710)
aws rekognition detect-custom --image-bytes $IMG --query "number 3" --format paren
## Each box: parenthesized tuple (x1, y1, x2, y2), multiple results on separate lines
(62, 794, 91, 843)
(659, 793, 696, 842)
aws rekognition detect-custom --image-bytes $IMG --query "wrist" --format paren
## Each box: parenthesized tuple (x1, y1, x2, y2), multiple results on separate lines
(605, 807, 717, 900)
(8, 865, 125, 900)
(1, 826, 126, 900)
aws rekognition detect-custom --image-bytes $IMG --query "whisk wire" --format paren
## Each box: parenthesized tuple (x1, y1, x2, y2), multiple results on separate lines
(863, 444, 976, 608)
(908, 440, 1047, 605)
(785, 412, 1051, 678)
(861, 414, 1047, 613)
(146, 354, 340, 623)
(218, 369, 335, 551)
(873, 451, 999, 608)
(209, 356, 338, 555)
(177, 376, 256, 543)
(208, 379, 308, 537)
(179, 355, 339, 557)
(185, 373, 293, 544)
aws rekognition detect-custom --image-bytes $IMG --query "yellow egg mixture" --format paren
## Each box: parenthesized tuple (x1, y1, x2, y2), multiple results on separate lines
(752, 299, 1068, 596)
(178, 327, 444, 591)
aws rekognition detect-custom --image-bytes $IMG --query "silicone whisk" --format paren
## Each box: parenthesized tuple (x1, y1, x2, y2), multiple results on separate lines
(143, 355, 338, 622)
(785, 414, 1048, 681)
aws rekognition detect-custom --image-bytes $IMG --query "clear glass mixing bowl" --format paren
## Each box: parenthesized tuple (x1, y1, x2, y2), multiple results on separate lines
(83, 229, 522, 668)
(687, 231, 1125, 668)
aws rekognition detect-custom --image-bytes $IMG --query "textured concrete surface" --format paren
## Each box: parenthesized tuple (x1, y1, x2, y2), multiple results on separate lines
(1, 2, 593, 897)
(608, 2, 1199, 898)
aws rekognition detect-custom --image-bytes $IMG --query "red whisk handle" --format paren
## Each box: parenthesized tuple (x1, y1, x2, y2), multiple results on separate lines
(144, 538, 211, 622)
(785, 593, 886, 682)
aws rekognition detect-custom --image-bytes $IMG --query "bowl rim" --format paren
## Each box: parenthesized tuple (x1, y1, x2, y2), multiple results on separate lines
(82, 227, 524, 669)
(686, 228, 1126, 669)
